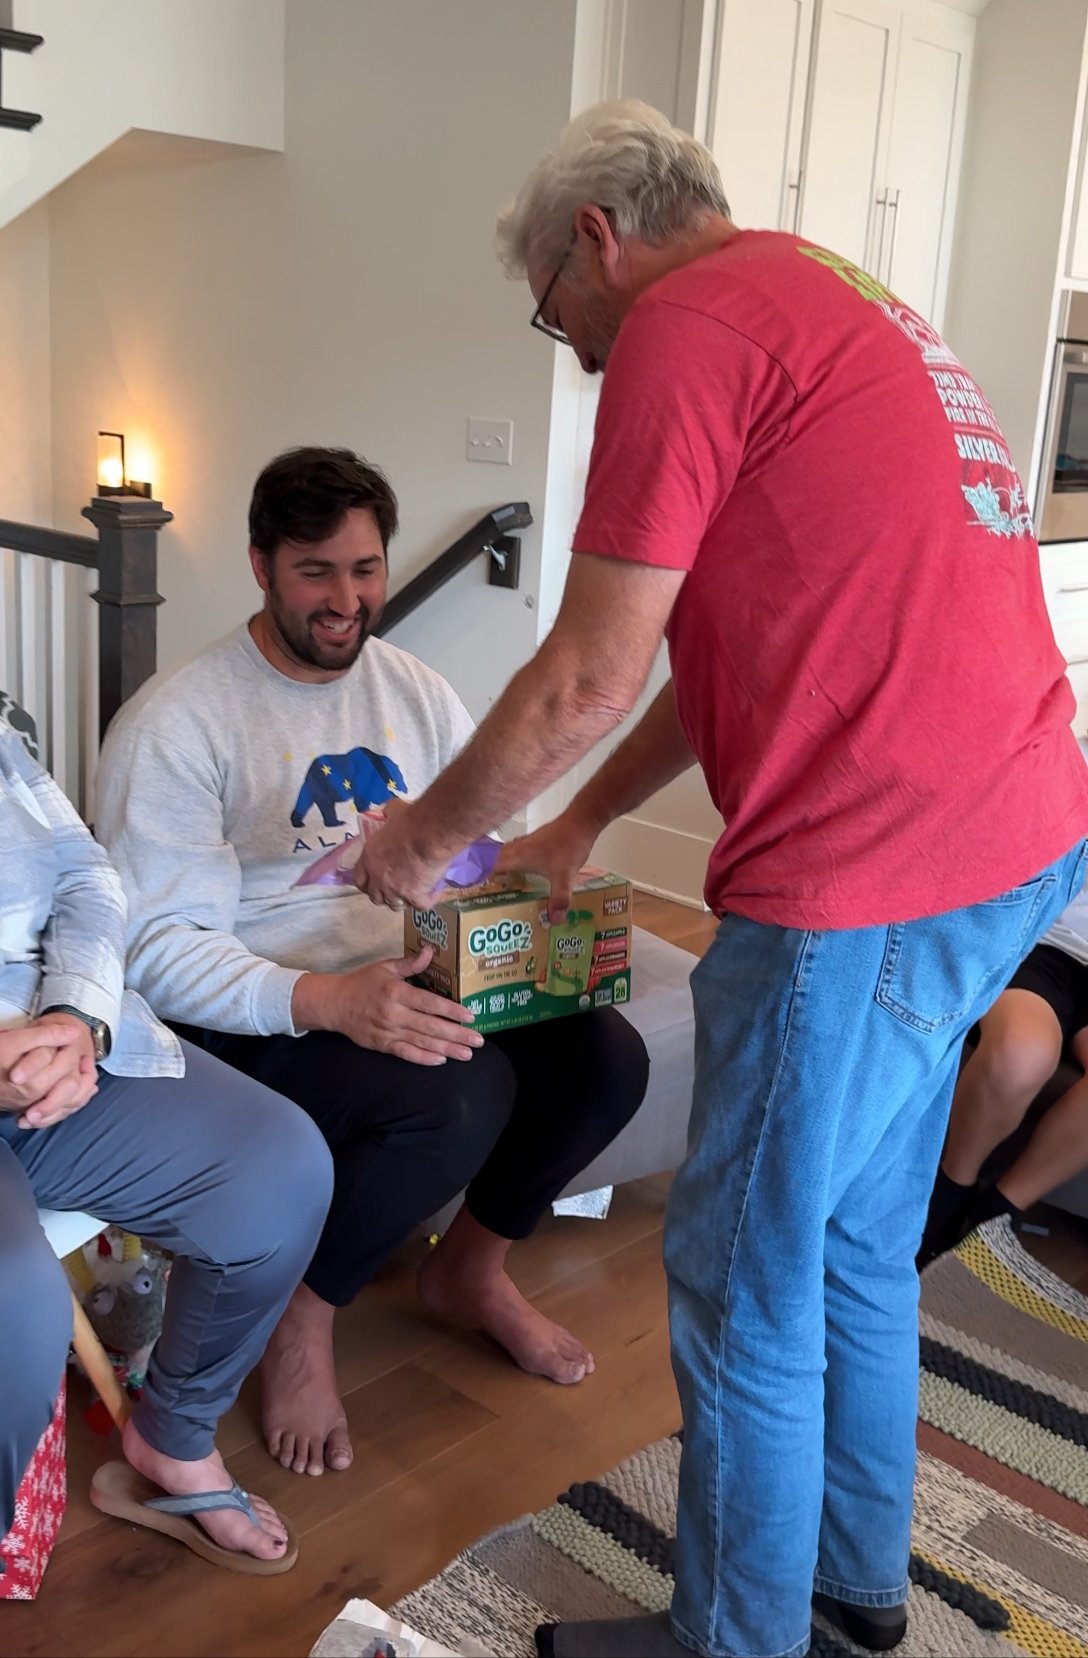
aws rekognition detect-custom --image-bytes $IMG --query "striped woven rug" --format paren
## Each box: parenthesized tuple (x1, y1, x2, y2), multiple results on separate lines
(388, 1218, 1088, 1658)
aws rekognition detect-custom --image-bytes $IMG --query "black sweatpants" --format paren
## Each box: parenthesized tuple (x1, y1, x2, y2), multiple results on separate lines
(193, 1008, 649, 1308)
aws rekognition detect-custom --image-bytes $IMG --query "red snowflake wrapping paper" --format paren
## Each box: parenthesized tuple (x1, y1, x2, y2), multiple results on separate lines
(0, 1380, 66, 1600)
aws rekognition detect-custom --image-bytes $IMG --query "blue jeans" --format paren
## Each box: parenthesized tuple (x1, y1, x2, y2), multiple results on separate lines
(664, 841, 1088, 1658)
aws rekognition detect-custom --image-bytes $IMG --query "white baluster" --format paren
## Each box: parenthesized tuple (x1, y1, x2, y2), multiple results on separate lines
(48, 560, 70, 801)
(0, 548, 16, 700)
(82, 567, 99, 823)
(17, 553, 43, 729)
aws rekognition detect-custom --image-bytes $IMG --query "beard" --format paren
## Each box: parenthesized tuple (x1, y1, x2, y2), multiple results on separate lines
(266, 581, 376, 673)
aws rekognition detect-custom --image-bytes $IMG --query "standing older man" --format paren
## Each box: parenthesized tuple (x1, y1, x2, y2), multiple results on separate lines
(354, 101, 1088, 1658)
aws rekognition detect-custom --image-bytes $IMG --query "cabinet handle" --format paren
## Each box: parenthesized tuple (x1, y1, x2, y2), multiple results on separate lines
(1068, 656, 1088, 667)
(786, 172, 803, 234)
(884, 189, 900, 286)
(870, 193, 889, 277)
(1059, 583, 1088, 594)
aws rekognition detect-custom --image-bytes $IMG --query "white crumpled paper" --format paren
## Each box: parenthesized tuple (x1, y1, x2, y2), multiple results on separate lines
(309, 1597, 491, 1658)
(552, 1183, 613, 1220)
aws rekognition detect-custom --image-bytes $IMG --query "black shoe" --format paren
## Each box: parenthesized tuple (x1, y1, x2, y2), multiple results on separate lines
(535, 1628, 557, 1658)
(834, 1600, 908, 1651)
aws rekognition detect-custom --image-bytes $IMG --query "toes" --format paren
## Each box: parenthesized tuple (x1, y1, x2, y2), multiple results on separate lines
(266, 1430, 283, 1460)
(547, 1329, 594, 1382)
(252, 1529, 288, 1559)
(277, 1433, 297, 1470)
(250, 1494, 288, 1542)
(551, 1355, 590, 1385)
(326, 1425, 353, 1472)
(254, 1521, 289, 1553)
(293, 1437, 317, 1476)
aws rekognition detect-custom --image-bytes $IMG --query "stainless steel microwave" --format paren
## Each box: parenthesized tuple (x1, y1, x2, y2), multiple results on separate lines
(1039, 292, 1088, 543)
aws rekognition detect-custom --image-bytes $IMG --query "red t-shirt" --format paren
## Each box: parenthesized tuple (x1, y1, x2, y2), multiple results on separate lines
(573, 231, 1088, 928)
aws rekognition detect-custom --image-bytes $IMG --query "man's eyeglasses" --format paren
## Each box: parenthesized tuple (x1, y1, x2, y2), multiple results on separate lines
(530, 252, 571, 345)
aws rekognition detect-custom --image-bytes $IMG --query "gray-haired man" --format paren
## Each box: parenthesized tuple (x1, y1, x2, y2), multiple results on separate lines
(353, 100, 1088, 1658)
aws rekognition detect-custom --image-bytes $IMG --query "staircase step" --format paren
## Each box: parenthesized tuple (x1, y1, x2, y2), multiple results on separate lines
(0, 28, 44, 53)
(0, 107, 42, 130)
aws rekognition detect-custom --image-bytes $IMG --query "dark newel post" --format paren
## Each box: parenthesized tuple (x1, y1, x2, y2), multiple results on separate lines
(81, 495, 172, 740)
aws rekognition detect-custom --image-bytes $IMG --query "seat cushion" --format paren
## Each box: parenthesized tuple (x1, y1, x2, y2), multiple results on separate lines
(568, 925, 697, 1193)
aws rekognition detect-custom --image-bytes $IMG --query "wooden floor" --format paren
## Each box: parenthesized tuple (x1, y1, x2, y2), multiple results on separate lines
(6, 893, 716, 1658)
(10, 891, 1088, 1658)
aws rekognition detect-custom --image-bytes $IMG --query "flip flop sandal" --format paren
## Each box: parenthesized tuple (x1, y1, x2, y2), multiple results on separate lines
(90, 1460, 299, 1574)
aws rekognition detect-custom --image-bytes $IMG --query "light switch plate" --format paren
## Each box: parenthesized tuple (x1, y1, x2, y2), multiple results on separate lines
(467, 417, 513, 465)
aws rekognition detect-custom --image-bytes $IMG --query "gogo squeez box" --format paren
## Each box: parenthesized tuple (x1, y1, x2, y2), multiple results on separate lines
(405, 867, 632, 1035)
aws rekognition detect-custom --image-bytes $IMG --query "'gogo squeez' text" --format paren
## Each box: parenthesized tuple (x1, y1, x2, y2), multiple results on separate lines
(468, 917, 533, 957)
(410, 908, 449, 952)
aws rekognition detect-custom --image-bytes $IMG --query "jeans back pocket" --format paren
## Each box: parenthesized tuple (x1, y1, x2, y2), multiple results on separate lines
(876, 869, 1059, 1035)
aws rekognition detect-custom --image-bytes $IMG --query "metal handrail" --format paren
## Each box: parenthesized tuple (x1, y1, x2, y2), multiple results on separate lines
(0, 518, 99, 569)
(0, 28, 45, 52)
(375, 501, 532, 636)
(0, 24, 44, 131)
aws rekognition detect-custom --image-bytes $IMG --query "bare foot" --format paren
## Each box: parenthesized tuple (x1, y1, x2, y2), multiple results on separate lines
(122, 1418, 289, 1562)
(418, 1245, 595, 1384)
(260, 1283, 352, 1476)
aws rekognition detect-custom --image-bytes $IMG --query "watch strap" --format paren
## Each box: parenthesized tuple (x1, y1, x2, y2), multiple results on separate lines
(41, 1004, 111, 1058)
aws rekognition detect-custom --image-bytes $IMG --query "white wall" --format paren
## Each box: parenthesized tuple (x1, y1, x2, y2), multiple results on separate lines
(0, 202, 52, 522)
(530, 0, 718, 902)
(1, 0, 285, 231)
(942, 0, 1088, 484)
(44, 0, 578, 719)
(24, 0, 714, 898)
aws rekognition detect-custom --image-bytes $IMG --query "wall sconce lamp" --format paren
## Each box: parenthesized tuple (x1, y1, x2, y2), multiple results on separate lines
(96, 431, 152, 499)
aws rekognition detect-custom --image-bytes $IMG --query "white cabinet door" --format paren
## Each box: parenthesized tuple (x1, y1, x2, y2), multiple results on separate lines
(882, 5, 974, 326)
(1069, 110, 1088, 280)
(1039, 542, 1088, 735)
(799, 0, 901, 269)
(708, 0, 815, 231)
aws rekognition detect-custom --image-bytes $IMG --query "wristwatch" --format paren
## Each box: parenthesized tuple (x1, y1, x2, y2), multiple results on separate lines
(41, 1004, 112, 1061)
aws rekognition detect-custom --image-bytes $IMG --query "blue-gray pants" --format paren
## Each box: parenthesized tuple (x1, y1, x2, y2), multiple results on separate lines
(0, 1039, 333, 1540)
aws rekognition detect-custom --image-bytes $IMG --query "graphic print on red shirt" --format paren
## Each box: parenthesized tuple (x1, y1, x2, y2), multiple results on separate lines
(798, 244, 1033, 541)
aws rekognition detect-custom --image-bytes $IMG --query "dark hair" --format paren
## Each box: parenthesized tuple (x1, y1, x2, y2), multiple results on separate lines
(248, 447, 399, 557)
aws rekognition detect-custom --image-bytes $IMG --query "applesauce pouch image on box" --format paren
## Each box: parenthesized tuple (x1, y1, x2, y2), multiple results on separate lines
(404, 869, 632, 1035)
(544, 909, 597, 998)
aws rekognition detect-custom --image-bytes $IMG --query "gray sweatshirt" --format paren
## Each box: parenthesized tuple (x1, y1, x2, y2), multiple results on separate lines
(95, 624, 474, 1036)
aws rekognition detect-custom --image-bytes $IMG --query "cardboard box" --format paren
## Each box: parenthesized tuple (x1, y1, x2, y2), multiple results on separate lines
(0, 1379, 66, 1600)
(405, 867, 632, 1035)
